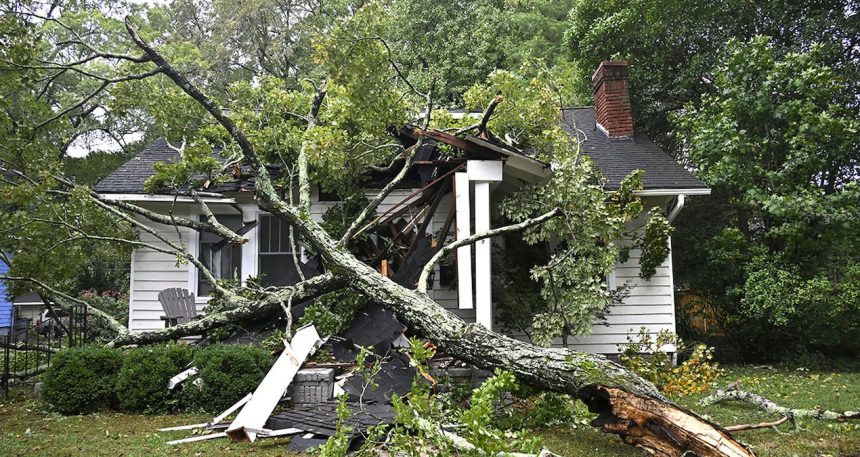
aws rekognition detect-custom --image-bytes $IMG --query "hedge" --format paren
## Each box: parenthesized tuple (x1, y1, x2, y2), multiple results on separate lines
(42, 343, 273, 415)
(41, 345, 123, 415)
(181, 344, 272, 413)
(116, 344, 193, 413)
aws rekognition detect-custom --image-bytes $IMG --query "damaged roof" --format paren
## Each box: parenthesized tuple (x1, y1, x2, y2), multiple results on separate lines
(95, 111, 707, 194)
(563, 107, 708, 191)
(93, 138, 179, 194)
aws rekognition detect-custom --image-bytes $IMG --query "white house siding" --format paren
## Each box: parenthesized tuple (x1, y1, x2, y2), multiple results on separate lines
(560, 239, 677, 354)
(128, 211, 197, 331)
(128, 191, 678, 355)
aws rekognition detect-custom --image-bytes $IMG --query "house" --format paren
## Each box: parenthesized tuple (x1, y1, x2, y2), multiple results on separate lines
(0, 261, 11, 335)
(94, 61, 708, 354)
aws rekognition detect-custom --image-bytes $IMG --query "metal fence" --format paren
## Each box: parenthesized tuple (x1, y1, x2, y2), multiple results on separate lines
(1, 304, 88, 397)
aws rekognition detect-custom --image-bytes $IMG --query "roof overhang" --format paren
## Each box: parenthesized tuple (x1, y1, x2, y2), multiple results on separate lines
(98, 193, 237, 203)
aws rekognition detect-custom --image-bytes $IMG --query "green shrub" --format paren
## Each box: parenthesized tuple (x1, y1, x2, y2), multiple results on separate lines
(42, 345, 123, 415)
(618, 327, 723, 396)
(181, 344, 272, 413)
(116, 344, 193, 413)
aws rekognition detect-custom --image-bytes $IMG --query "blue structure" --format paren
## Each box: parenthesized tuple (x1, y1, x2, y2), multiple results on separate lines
(0, 261, 12, 334)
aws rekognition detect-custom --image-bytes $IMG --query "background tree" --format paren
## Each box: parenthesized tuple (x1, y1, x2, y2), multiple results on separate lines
(565, 0, 860, 155)
(567, 0, 860, 358)
(673, 37, 860, 357)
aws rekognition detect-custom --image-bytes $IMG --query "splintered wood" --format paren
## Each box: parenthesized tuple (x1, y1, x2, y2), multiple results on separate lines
(583, 386, 755, 457)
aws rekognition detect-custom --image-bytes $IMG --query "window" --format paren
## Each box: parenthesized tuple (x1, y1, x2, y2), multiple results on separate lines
(198, 215, 243, 297)
(258, 215, 302, 287)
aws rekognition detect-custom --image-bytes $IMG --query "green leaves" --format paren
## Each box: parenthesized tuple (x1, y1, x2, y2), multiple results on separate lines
(674, 36, 860, 354)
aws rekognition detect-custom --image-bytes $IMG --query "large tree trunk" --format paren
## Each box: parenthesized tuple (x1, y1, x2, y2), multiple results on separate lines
(316, 239, 755, 457)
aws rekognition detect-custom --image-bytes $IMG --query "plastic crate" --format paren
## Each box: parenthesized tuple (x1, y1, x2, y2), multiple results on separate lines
(290, 368, 335, 405)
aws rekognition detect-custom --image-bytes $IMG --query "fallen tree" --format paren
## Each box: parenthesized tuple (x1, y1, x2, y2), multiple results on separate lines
(0, 5, 756, 456)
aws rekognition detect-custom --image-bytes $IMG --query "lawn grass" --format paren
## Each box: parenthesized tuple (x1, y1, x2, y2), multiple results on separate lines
(1, 362, 859, 456)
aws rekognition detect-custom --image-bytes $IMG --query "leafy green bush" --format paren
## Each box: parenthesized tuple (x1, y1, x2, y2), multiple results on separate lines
(618, 327, 723, 396)
(116, 344, 193, 413)
(181, 344, 272, 413)
(42, 345, 123, 415)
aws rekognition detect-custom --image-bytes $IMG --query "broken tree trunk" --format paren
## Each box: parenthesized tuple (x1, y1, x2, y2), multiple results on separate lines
(312, 239, 755, 457)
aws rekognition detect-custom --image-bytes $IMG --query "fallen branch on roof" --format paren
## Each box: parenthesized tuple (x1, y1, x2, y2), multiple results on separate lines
(702, 389, 860, 424)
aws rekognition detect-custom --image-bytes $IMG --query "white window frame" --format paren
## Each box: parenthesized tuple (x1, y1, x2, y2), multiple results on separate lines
(189, 204, 259, 303)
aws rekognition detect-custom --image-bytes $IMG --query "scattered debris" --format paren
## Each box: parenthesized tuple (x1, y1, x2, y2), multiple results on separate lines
(166, 432, 228, 445)
(167, 366, 198, 390)
(226, 324, 324, 442)
(266, 402, 396, 450)
(290, 368, 335, 405)
(158, 392, 254, 433)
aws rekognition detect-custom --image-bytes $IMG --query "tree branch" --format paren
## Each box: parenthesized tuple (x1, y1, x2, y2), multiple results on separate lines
(454, 94, 504, 136)
(0, 275, 127, 337)
(90, 190, 244, 243)
(110, 272, 344, 346)
(296, 79, 328, 214)
(34, 68, 163, 130)
(338, 78, 435, 247)
(702, 389, 860, 423)
(85, 194, 234, 298)
(417, 209, 561, 293)
(724, 416, 790, 432)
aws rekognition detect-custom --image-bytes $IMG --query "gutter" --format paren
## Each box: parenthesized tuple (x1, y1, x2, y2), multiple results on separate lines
(635, 188, 710, 197)
(667, 194, 686, 222)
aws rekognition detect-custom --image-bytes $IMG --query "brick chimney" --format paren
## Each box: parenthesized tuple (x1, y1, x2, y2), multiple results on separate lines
(592, 61, 634, 139)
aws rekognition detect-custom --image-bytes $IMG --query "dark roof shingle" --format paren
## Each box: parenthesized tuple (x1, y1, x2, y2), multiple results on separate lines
(93, 138, 180, 194)
(562, 107, 707, 191)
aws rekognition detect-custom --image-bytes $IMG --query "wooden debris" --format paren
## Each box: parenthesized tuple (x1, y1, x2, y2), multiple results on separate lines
(226, 324, 323, 442)
(581, 385, 755, 457)
(166, 432, 227, 445)
(725, 415, 790, 432)
(212, 392, 253, 425)
(167, 366, 199, 390)
(158, 392, 253, 432)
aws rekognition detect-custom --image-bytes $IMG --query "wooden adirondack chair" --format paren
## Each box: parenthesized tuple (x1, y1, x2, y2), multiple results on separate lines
(158, 288, 198, 328)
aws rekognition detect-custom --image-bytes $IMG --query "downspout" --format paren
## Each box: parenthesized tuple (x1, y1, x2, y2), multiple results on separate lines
(667, 194, 686, 222)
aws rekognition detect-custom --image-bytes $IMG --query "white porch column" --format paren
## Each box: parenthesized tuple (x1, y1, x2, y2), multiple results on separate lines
(240, 205, 259, 283)
(473, 181, 492, 330)
(454, 172, 473, 310)
(467, 160, 503, 330)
